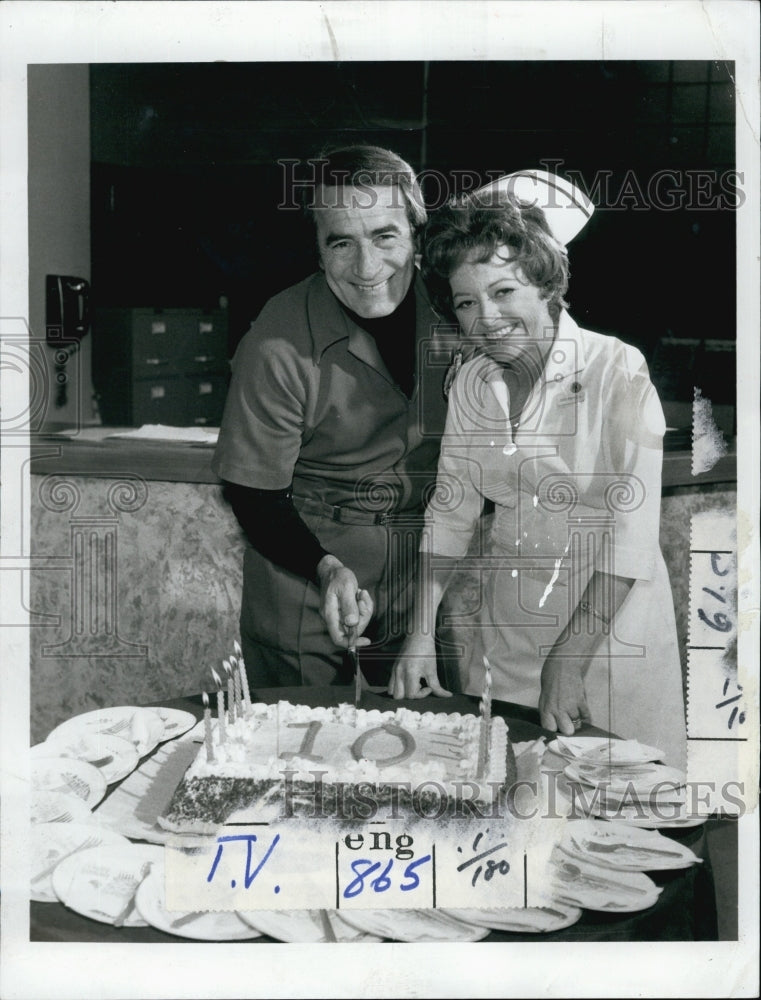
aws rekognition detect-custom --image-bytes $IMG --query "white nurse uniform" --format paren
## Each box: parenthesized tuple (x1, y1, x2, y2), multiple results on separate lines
(426, 310, 687, 769)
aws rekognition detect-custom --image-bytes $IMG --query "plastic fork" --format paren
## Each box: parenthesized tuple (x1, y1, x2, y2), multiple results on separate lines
(556, 859, 649, 895)
(101, 717, 131, 736)
(31, 835, 100, 883)
(113, 861, 153, 926)
(88, 755, 114, 768)
(170, 910, 207, 929)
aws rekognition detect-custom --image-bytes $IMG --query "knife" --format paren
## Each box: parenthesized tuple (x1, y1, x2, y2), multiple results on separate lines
(348, 625, 361, 708)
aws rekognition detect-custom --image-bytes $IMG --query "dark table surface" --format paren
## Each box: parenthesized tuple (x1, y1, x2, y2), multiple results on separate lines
(30, 687, 727, 944)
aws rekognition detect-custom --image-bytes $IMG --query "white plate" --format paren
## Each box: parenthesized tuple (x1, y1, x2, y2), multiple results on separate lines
(238, 908, 381, 943)
(560, 819, 701, 871)
(564, 761, 685, 794)
(52, 843, 164, 926)
(32, 757, 107, 808)
(34, 734, 139, 785)
(550, 765, 707, 829)
(147, 707, 197, 741)
(31, 823, 130, 902)
(336, 908, 490, 942)
(549, 847, 661, 912)
(31, 790, 94, 825)
(576, 739, 665, 766)
(135, 864, 262, 941)
(441, 902, 582, 934)
(593, 807, 708, 830)
(548, 736, 664, 764)
(48, 706, 165, 758)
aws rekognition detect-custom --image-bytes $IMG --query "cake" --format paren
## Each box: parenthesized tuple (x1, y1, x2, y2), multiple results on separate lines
(159, 701, 517, 834)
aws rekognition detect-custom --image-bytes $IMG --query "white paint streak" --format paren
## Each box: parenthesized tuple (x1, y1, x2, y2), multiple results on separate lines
(692, 386, 729, 475)
(538, 540, 571, 608)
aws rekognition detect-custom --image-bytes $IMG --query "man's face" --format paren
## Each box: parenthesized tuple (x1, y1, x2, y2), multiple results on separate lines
(314, 185, 416, 319)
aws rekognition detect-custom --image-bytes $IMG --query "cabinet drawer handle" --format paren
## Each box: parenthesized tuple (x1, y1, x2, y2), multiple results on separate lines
(199, 322, 214, 334)
(194, 355, 212, 363)
(151, 321, 167, 334)
(144, 357, 168, 366)
(193, 417, 208, 425)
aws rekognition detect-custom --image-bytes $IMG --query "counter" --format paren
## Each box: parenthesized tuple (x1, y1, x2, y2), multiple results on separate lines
(28, 429, 737, 743)
(29, 426, 738, 488)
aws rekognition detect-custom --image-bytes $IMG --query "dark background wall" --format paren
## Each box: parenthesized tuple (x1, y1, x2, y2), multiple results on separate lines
(90, 60, 737, 406)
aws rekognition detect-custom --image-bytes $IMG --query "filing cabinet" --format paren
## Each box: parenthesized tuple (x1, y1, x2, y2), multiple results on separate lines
(92, 307, 230, 426)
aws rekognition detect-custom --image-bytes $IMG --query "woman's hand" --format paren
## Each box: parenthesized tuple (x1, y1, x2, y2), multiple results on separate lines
(539, 658, 590, 735)
(388, 635, 452, 700)
(317, 555, 373, 648)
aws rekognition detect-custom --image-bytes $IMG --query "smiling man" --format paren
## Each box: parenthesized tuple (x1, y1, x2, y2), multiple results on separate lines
(213, 146, 454, 690)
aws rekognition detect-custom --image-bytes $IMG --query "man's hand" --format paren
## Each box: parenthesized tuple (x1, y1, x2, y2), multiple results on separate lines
(317, 555, 373, 648)
(539, 657, 590, 735)
(388, 635, 452, 700)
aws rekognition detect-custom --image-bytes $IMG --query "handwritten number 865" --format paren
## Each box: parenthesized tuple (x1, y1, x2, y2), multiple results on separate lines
(343, 855, 432, 898)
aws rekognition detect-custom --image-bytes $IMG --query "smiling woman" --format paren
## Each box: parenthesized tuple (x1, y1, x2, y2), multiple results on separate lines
(390, 173, 688, 771)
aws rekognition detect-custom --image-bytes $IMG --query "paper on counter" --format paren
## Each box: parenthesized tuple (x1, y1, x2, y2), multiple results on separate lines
(105, 424, 219, 444)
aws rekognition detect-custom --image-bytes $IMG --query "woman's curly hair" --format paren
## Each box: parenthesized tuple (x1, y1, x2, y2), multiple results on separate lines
(421, 190, 570, 324)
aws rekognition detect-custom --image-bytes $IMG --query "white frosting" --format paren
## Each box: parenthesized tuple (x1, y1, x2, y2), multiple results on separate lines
(191, 702, 508, 789)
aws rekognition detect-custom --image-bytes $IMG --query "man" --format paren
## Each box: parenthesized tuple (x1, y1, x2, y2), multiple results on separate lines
(212, 145, 455, 689)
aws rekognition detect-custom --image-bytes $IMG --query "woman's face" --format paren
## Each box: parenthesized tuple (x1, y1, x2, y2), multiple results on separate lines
(449, 247, 556, 365)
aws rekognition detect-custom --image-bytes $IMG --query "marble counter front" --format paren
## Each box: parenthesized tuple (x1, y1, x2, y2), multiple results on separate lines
(29, 436, 737, 743)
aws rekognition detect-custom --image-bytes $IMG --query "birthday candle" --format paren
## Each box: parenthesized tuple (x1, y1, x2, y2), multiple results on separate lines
(223, 660, 236, 724)
(481, 656, 493, 723)
(234, 639, 242, 658)
(227, 657, 238, 714)
(233, 664, 242, 718)
(202, 692, 215, 762)
(476, 656, 493, 779)
(238, 656, 252, 713)
(211, 667, 226, 743)
(230, 654, 249, 716)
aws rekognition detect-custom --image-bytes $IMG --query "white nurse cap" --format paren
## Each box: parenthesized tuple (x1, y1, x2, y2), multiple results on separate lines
(474, 169, 594, 247)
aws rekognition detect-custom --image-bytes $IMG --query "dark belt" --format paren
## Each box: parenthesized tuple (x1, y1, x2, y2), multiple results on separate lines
(293, 495, 421, 527)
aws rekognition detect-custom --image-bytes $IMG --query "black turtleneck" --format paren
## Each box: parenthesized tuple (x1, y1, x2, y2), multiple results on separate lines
(340, 281, 417, 398)
(225, 282, 419, 585)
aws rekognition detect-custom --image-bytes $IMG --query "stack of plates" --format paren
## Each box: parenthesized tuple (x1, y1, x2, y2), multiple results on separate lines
(32, 734, 139, 786)
(31, 758, 108, 810)
(31, 823, 131, 902)
(336, 909, 490, 942)
(440, 902, 582, 934)
(51, 843, 165, 927)
(47, 706, 169, 758)
(237, 908, 381, 943)
(32, 707, 198, 812)
(559, 818, 701, 872)
(547, 737, 703, 828)
(136, 864, 262, 941)
(549, 845, 662, 912)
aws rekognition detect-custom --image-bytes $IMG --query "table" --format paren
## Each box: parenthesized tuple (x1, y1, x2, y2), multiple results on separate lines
(30, 687, 725, 943)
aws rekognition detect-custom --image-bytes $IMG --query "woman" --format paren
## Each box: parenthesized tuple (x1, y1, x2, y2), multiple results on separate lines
(389, 173, 687, 770)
